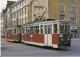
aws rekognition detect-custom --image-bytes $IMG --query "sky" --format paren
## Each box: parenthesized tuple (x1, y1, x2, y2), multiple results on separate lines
(0, 0, 18, 13)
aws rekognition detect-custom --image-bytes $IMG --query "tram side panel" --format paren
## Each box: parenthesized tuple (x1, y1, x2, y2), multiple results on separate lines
(52, 34, 59, 48)
(31, 34, 44, 45)
(23, 34, 45, 46)
(12, 34, 21, 42)
(6, 34, 13, 41)
(23, 34, 31, 42)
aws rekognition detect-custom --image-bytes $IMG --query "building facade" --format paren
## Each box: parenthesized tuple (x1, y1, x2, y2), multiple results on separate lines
(1, 1, 16, 37)
(2, 9, 7, 37)
(0, 12, 4, 37)
(11, 0, 32, 27)
(32, 0, 80, 38)
(6, 1, 16, 28)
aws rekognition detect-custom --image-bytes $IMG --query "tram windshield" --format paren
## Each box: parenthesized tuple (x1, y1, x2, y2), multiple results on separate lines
(60, 25, 70, 33)
(7, 30, 12, 34)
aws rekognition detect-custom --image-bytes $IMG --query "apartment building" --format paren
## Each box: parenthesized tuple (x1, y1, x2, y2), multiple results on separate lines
(0, 12, 4, 37)
(11, 0, 32, 27)
(1, 1, 16, 37)
(2, 9, 7, 37)
(6, 1, 16, 28)
(32, 0, 80, 38)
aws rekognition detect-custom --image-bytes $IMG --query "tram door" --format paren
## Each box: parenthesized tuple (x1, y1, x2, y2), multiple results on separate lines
(44, 25, 52, 46)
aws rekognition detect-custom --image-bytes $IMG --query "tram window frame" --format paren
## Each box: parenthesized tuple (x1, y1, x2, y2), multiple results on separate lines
(48, 25, 52, 34)
(40, 25, 43, 34)
(54, 24, 57, 33)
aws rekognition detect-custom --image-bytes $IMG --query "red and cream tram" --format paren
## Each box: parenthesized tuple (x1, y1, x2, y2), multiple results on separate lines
(6, 27, 21, 42)
(22, 19, 71, 48)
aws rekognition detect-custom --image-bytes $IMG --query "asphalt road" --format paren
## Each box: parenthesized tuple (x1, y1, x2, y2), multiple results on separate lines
(1, 38, 80, 56)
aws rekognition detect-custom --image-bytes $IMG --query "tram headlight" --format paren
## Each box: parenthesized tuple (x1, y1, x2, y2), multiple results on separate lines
(61, 38, 64, 41)
(59, 34, 63, 37)
(68, 38, 69, 41)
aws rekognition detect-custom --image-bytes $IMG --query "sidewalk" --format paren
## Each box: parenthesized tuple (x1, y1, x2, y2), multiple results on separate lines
(71, 38, 80, 40)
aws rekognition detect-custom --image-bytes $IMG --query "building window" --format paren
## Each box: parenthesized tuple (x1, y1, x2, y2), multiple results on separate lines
(60, 0, 65, 2)
(60, 15, 65, 20)
(70, 0, 77, 2)
(25, 0, 26, 4)
(70, 7, 77, 13)
(20, 19, 21, 25)
(22, 9, 23, 16)
(22, 1, 23, 6)
(60, 5, 65, 12)
(25, 8, 26, 14)
(25, 17, 26, 23)
(70, 17, 77, 23)
(20, 3, 21, 7)
(22, 18, 23, 25)
(20, 10, 21, 16)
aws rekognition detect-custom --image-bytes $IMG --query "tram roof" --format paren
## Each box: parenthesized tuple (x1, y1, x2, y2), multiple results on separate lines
(23, 19, 70, 26)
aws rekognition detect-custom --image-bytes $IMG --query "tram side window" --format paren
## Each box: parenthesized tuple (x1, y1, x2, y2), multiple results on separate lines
(31, 26, 39, 34)
(30, 27, 34, 34)
(48, 25, 52, 34)
(44, 25, 47, 34)
(60, 25, 70, 33)
(26, 27, 30, 34)
(35, 26, 39, 33)
(54, 24, 57, 33)
(40, 25, 43, 34)
(7, 30, 12, 34)
(60, 25, 65, 33)
(65, 25, 70, 33)
(14, 29, 16, 34)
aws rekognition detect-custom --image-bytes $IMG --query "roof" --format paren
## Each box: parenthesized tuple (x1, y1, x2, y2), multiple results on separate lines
(11, 0, 22, 8)
(23, 19, 70, 27)
(2, 1, 16, 13)
(11, 0, 33, 8)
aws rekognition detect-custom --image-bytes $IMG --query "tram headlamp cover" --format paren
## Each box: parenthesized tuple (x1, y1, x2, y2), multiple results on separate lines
(61, 38, 64, 41)
(68, 38, 70, 40)
(60, 34, 63, 37)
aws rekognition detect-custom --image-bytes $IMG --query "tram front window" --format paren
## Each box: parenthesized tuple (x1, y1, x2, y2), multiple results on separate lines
(60, 25, 70, 33)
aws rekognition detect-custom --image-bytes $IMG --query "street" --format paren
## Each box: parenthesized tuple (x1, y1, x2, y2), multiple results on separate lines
(1, 38, 80, 56)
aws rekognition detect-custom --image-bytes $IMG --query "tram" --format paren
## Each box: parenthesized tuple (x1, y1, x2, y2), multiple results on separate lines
(22, 19, 72, 48)
(6, 27, 21, 42)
